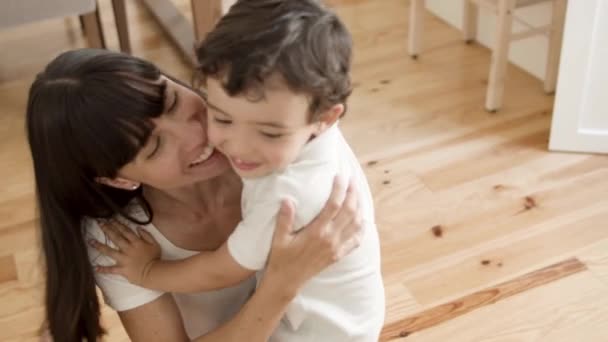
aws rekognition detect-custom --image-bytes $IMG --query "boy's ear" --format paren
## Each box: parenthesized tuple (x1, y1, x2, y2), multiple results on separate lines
(95, 177, 141, 191)
(316, 103, 344, 133)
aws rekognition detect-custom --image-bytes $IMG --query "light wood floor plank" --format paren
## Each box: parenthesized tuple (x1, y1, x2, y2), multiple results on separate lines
(577, 239, 608, 286)
(380, 258, 587, 341)
(1, 0, 607, 340)
(411, 271, 608, 342)
(0, 255, 18, 284)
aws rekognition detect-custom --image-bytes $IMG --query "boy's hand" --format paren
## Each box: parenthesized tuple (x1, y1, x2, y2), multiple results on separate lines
(90, 220, 161, 286)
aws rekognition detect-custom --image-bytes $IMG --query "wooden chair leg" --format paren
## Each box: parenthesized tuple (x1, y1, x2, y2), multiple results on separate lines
(111, 0, 131, 53)
(191, 0, 223, 43)
(408, 0, 425, 59)
(544, 0, 567, 94)
(81, 7, 106, 49)
(79, 15, 86, 34)
(485, 0, 515, 112)
(462, 0, 478, 43)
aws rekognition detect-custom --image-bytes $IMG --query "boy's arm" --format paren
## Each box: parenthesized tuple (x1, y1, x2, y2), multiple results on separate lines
(143, 243, 254, 292)
(91, 221, 256, 293)
(147, 200, 282, 292)
(146, 198, 284, 291)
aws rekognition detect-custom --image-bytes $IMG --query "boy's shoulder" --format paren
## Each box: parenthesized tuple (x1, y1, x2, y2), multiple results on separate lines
(243, 162, 335, 206)
(242, 125, 358, 211)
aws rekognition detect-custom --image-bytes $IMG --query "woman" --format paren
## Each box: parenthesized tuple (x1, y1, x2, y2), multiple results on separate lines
(27, 49, 363, 342)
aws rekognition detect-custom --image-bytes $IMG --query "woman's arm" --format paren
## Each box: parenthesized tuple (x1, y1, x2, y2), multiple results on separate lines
(118, 279, 293, 342)
(118, 294, 190, 341)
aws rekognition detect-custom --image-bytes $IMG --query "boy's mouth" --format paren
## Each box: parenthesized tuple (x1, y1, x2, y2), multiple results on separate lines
(230, 157, 261, 171)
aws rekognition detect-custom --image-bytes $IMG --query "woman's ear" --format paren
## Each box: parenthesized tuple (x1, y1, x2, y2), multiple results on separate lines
(95, 177, 141, 191)
(316, 103, 345, 134)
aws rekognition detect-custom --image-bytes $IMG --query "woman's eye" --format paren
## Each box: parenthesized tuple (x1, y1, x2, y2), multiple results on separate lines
(146, 136, 162, 159)
(213, 117, 232, 125)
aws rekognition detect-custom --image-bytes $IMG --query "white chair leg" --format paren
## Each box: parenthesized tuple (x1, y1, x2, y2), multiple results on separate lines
(544, 0, 567, 94)
(408, 0, 425, 59)
(485, 0, 515, 112)
(81, 8, 105, 49)
(462, 0, 478, 43)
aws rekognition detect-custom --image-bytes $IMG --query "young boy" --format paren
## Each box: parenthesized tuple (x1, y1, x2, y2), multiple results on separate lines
(100, 0, 385, 340)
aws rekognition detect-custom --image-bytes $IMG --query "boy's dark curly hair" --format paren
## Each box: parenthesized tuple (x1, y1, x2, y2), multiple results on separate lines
(196, 0, 352, 120)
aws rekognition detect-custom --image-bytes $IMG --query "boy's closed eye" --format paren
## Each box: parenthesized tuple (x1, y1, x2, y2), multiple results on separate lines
(260, 131, 284, 139)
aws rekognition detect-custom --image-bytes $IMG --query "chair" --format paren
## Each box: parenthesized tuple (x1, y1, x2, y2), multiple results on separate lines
(408, 0, 568, 112)
(1, 0, 131, 53)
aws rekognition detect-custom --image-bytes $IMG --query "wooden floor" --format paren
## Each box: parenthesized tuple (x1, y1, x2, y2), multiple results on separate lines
(1, 0, 607, 341)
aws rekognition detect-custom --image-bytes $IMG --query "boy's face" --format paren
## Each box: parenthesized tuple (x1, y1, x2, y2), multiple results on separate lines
(205, 76, 320, 179)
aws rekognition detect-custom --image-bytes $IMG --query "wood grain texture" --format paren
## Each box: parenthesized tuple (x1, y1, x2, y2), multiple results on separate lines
(391, 271, 608, 342)
(577, 239, 608, 286)
(380, 258, 587, 341)
(0, 255, 18, 284)
(1, 0, 608, 341)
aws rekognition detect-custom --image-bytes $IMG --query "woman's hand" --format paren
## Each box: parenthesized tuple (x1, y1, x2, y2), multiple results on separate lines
(89, 221, 161, 286)
(264, 176, 363, 295)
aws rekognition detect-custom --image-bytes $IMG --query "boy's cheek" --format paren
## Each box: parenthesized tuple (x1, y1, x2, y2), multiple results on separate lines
(274, 146, 299, 168)
(207, 125, 221, 146)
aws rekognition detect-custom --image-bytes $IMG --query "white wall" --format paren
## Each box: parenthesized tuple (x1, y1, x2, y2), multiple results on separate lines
(222, 0, 237, 12)
(425, 0, 553, 80)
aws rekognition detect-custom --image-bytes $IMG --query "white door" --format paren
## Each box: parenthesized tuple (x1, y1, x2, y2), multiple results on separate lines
(549, 0, 608, 154)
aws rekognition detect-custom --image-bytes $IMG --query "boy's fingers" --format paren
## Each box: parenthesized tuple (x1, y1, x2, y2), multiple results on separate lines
(99, 224, 130, 250)
(89, 240, 122, 261)
(311, 176, 346, 230)
(138, 228, 157, 245)
(110, 220, 139, 243)
(95, 265, 123, 276)
(332, 180, 358, 231)
(273, 199, 296, 245)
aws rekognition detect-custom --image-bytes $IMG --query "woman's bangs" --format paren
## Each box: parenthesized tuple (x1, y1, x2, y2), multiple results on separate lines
(67, 75, 167, 178)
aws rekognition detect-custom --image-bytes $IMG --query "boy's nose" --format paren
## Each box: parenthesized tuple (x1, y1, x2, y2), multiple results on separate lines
(223, 135, 252, 157)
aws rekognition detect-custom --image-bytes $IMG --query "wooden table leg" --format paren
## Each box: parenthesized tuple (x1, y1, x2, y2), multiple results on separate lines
(408, 0, 425, 59)
(462, 0, 478, 43)
(485, 0, 516, 112)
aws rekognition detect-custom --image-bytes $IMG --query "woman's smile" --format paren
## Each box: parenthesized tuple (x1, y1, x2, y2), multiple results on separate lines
(188, 144, 215, 168)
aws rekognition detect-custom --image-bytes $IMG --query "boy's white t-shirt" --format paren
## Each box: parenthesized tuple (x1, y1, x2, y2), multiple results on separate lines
(85, 212, 256, 340)
(227, 124, 385, 342)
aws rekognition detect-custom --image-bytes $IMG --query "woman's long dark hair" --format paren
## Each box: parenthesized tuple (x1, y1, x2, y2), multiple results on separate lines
(26, 49, 167, 341)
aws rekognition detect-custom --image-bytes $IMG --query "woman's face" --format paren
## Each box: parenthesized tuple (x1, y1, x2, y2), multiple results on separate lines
(117, 77, 230, 190)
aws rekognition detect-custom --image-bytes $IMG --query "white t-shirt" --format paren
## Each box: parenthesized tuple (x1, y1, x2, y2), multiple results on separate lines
(227, 124, 385, 342)
(85, 208, 256, 340)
